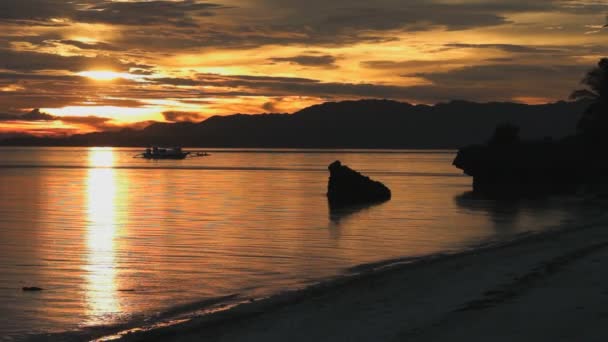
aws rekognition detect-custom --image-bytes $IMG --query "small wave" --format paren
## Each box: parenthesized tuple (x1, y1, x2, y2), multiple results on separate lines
(21, 294, 242, 342)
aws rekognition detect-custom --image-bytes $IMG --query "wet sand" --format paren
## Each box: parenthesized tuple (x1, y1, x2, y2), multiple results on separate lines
(113, 222, 608, 342)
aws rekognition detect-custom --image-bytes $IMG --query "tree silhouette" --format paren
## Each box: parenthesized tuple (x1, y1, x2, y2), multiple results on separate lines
(488, 122, 520, 146)
(570, 58, 608, 138)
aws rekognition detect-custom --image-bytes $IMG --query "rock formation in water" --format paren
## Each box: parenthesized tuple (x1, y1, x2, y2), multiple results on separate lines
(327, 160, 391, 207)
(452, 138, 584, 197)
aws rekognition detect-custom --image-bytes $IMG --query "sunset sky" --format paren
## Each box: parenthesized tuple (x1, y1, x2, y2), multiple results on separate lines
(1, 0, 607, 136)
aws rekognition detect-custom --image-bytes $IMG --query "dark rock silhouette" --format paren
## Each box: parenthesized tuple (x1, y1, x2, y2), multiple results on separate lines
(22, 286, 43, 291)
(453, 131, 587, 197)
(327, 161, 391, 208)
(454, 58, 608, 198)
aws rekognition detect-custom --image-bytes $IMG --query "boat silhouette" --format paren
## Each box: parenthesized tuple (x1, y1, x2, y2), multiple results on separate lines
(134, 147, 209, 160)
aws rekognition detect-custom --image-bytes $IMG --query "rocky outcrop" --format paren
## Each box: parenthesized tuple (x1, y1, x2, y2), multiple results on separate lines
(453, 58, 608, 198)
(327, 161, 391, 207)
(452, 138, 606, 197)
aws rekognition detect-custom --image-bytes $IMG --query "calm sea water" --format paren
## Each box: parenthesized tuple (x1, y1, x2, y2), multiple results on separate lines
(0, 147, 591, 340)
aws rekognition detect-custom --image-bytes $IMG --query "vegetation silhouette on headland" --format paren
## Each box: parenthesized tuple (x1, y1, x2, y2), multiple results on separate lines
(453, 58, 608, 197)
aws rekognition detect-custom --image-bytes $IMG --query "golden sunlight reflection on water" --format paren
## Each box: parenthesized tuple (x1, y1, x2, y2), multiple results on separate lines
(84, 147, 121, 324)
(0, 147, 586, 339)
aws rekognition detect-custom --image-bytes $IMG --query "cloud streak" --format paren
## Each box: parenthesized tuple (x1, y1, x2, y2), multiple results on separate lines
(269, 55, 337, 67)
(162, 111, 207, 122)
(0, 108, 55, 121)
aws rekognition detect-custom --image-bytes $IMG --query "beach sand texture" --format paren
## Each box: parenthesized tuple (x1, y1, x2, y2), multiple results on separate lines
(113, 221, 608, 342)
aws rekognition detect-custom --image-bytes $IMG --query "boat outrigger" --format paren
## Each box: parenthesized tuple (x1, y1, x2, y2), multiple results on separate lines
(133, 147, 209, 160)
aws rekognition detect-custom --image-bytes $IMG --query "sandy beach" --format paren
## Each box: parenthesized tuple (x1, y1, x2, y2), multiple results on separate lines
(106, 216, 608, 342)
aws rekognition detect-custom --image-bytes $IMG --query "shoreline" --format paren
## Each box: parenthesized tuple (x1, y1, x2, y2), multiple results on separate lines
(83, 216, 608, 341)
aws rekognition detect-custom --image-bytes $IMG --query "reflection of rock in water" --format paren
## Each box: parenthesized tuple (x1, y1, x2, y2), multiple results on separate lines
(453, 191, 598, 235)
(329, 202, 383, 225)
(454, 191, 522, 233)
(328, 202, 383, 240)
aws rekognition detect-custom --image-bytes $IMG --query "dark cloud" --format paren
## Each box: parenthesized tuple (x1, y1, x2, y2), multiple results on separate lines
(404, 63, 589, 101)
(262, 100, 281, 112)
(0, 108, 123, 132)
(165, 73, 415, 99)
(485, 57, 516, 62)
(57, 115, 154, 132)
(2, 0, 607, 51)
(0, 93, 88, 112)
(150, 77, 201, 86)
(0, 108, 55, 121)
(1, 33, 126, 53)
(234, 0, 606, 47)
(130, 68, 156, 76)
(0, 72, 80, 81)
(0, 107, 151, 131)
(0, 0, 227, 28)
(0, 60, 593, 115)
(360, 44, 608, 73)
(58, 115, 112, 129)
(414, 64, 586, 86)
(141, 73, 413, 99)
(162, 111, 207, 122)
(316, 6, 506, 32)
(361, 59, 469, 70)
(57, 115, 155, 131)
(0, 48, 148, 72)
(74, 1, 227, 27)
(269, 55, 337, 67)
(20, 108, 55, 121)
(105, 0, 608, 51)
(218, 74, 318, 83)
(0, 0, 72, 22)
(442, 43, 563, 53)
(0, 71, 150, 111)
(147, 74, 320, 88)
(55, 40, 121, 51)
(174, 64, 591, 103)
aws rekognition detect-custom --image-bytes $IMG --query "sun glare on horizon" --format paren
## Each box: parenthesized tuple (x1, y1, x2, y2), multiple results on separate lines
(78, 70, 137, 81)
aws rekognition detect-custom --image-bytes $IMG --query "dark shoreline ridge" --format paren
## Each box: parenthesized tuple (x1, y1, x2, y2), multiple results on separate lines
(0, 99, 587, 148)
(453, 58, 608, 197)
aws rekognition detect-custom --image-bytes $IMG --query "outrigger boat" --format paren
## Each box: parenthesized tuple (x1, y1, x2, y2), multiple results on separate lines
(134, 147, 209, 160)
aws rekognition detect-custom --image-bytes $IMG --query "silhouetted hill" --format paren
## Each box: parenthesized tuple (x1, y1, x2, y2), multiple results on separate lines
(0, 99, 589, 148)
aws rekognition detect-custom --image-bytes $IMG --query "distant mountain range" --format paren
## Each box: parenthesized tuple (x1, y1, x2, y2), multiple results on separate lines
(0, 99, 589, 148)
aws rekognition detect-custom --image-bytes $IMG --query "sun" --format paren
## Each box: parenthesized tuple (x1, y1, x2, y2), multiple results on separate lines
(78, 70, 135, 81)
